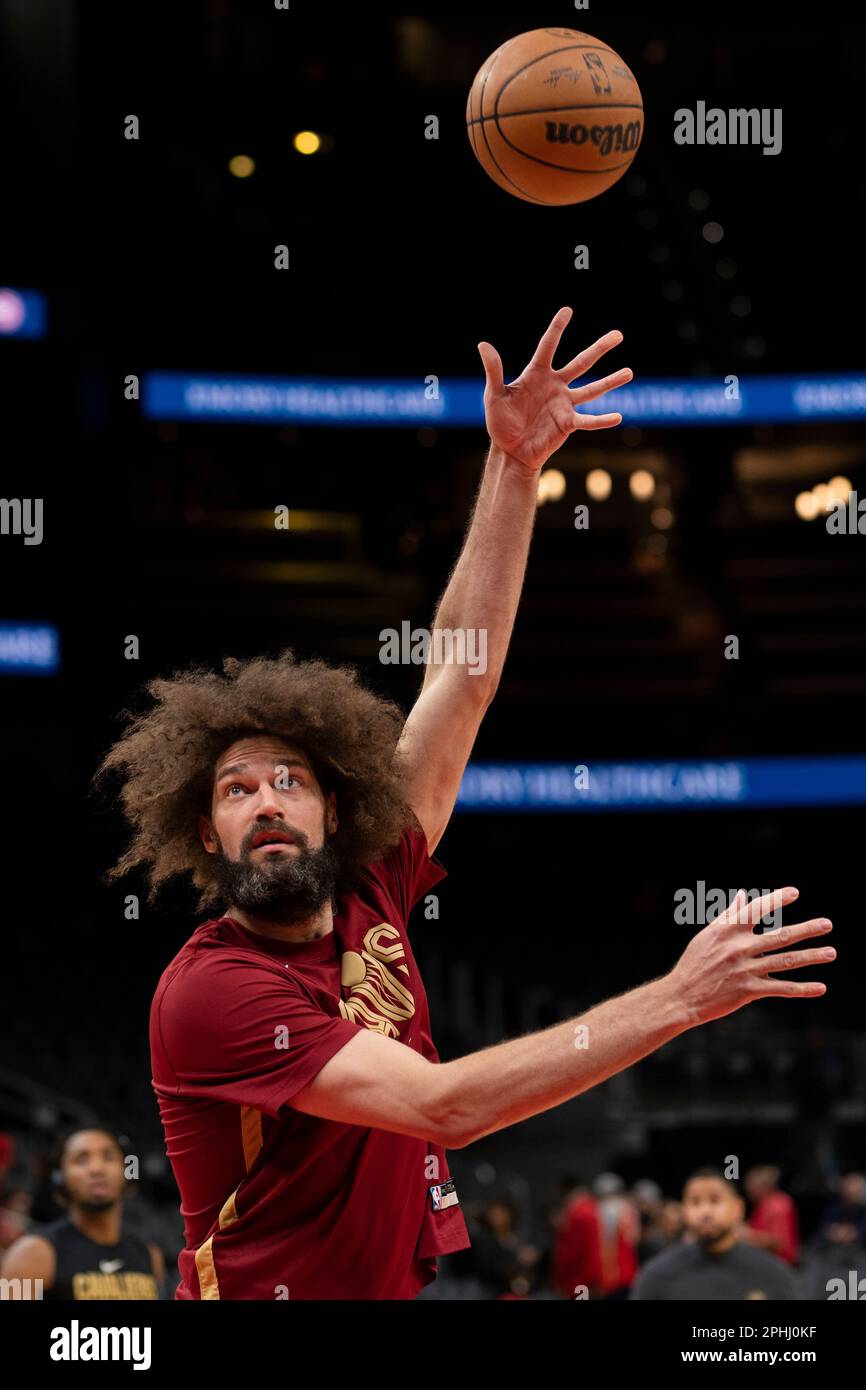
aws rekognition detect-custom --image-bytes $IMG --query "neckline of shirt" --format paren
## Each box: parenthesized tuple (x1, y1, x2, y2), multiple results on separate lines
(217, 915, 340, 964)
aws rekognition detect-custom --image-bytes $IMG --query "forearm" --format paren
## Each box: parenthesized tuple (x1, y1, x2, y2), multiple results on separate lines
(436, 972, 692, 1149)
(295, 887, 832, 1146)
(424, 442, 538, 694)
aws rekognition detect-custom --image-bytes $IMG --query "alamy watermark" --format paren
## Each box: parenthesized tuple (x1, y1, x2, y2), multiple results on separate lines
(674, 883, 781, 929)
(826, 491, 866, 534)
(0, 497, 43, 545)
(0, 1277, 43, 1300)
(674, 103, 782, 156)
(49, 1321, 151, 1370)
(379, 622, 488, 675)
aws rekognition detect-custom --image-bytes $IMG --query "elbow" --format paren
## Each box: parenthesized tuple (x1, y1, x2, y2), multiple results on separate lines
(426, 1062, 472, 1150)
(437, 1120, 470, 1151)
(441, 667, 499, 712)
(470, 675, 499, 712)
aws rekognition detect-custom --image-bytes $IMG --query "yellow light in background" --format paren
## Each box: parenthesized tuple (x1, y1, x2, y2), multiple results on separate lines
(795, 491, 820, 521)
(294, 130, 322, 155)
(651, 507, 673, 529)
(586, 468, 612, 501)
(630, 469, 656, 501)
(828, 475, 852, 504)
(812, 483, 832, 512)
(228, 154, 255, 178)
(544, 468, 566, 502)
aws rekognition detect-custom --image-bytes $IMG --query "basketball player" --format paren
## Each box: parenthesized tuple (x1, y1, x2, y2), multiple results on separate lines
(97, 308, 835, 1299)
(631, 1168, 803, 1300)
(0, 1127, 164, 1299)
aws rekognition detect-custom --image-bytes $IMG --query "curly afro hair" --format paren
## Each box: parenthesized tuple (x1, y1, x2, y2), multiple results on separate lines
(94, 648, 417, 912)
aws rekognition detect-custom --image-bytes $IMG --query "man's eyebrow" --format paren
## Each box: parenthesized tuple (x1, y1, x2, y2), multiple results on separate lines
(216, 762, 249, 781)
(216, 759, 310, 781)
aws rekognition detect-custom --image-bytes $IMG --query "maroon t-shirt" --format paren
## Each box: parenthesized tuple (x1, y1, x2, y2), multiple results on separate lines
(150, 826, 470, 1300)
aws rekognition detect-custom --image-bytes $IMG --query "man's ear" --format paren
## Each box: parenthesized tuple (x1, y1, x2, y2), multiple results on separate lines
(199, 814, 218, 855)
(325, 791, 338, 837)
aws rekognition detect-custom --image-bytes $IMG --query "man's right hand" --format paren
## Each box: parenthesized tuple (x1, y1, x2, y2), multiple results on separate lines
(668, 886, 835, 1028)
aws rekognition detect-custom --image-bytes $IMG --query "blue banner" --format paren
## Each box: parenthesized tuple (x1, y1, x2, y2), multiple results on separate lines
(0, 624, 60, 674)
(143, 374, 476, 426)
(143, 370, 866, 427)
(456, 757, 866, 812)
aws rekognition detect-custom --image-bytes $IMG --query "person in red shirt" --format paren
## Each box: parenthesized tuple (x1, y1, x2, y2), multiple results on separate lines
(552, 1175, 638, 1298)
(552, 1186, 603, 1298)
(740, 1165, 800, 1265)
(150, 802, 466, 1300)
(98, 310, 835, 1299)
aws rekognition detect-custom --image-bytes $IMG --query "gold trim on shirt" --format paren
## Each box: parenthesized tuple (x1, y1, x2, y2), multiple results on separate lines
(195, 1188, 240, 1301)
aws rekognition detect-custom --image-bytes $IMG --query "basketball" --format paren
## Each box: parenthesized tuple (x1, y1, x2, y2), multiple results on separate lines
(466, 27, 644, 206)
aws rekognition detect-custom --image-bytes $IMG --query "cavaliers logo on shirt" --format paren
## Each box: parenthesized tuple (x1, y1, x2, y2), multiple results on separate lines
(338, 923, 415, 1037)
(72, 1269, 159, 1299)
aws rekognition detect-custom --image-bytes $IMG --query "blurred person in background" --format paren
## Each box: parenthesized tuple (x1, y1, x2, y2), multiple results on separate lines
(551, 1177, 601, 1298)
(551, 1172, 638, 1299)
(0, 1127, 164, 1300)
(0, 1133, 31, 1253)
(593, 1173, 640, 1299)
(817, 1171, 866, 1247)
(803, 1170, 866, 1300)
(632, 1168, 802, 1300)
(658, 1199, 685, 1248)
(632, 1178, 682, 1263)
(468, 1193, 544, 1298)
(0, 1133, 15, 1206)
(739, 1164, 800, 1266)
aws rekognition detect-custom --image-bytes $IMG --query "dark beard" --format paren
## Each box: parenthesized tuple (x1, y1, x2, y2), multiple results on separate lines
(213, 829, 340, 926)
(697, 1229, 731, 1250)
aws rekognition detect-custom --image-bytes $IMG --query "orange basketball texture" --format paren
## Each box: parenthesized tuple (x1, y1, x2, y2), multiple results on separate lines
(466, 27, 643, 206)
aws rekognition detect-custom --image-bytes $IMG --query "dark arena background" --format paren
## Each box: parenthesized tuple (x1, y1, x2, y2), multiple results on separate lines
(2, 0, 866, 1352)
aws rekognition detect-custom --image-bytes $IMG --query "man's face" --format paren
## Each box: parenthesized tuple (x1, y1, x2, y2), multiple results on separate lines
(200, 736, 340, 923)
(61, 1131, 125, 1213)
(682, 1178, 744, 1246)
(841, 1173, 866, 1206)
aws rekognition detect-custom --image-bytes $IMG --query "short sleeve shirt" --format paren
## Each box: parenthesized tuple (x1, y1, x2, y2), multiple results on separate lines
(150, 826, 470, 1299)
(630, 1241, 804, 1300)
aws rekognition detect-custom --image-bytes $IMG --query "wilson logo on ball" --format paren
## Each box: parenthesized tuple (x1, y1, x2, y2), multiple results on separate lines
(544, 120, 643, 157)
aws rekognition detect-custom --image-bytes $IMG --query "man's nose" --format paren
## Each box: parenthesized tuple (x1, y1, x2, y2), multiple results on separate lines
(252, 786, 285, 819)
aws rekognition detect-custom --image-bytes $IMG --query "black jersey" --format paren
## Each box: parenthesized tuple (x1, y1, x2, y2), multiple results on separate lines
(631, 1240, 802, 1300)
(39, 1217, 160, 1300)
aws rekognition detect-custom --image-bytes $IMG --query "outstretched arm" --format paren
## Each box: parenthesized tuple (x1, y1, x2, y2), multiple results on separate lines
(290, 888, 834, 1146)
(398, 306, 632, 852)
